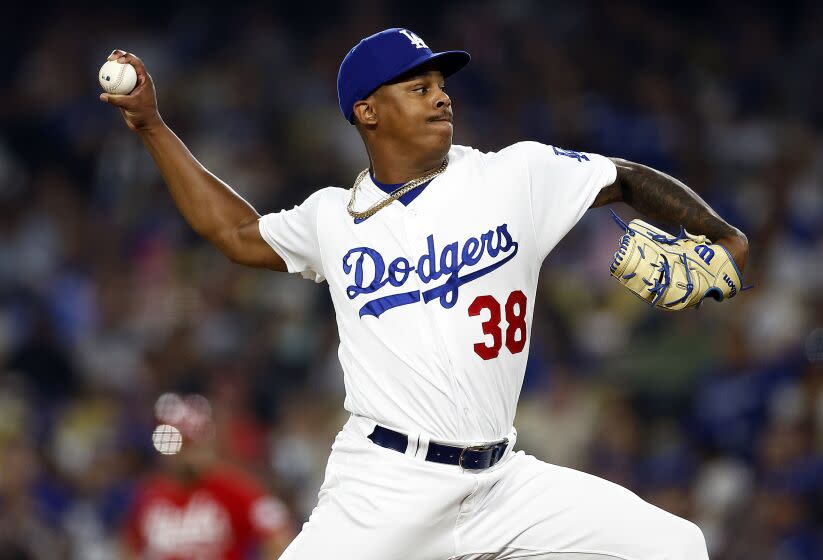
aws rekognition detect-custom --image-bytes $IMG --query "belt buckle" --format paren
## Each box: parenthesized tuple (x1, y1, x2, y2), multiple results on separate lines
(458, 438, 509, 469)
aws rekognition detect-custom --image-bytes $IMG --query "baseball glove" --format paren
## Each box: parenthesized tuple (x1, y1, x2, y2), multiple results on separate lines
(608, 210, 743, 311)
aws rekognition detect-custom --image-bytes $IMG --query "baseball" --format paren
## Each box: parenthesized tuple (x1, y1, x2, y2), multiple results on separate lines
(99, 60, 137, 95)
(151, 424, 183, 455)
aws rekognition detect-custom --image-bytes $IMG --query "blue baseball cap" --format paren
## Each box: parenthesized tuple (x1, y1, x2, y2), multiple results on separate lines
(337, 28, 470, 124)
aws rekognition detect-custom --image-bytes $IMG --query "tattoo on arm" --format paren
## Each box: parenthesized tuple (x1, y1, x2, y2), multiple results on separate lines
(594, 158, 742, 241)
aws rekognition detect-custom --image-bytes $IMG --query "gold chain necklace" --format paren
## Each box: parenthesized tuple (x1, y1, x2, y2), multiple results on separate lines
(347, 158, 448, 220)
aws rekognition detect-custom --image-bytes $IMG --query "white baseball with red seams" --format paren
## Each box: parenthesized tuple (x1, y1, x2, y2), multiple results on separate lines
(259, 141, 710, 559)
(99, 60, 137, 95)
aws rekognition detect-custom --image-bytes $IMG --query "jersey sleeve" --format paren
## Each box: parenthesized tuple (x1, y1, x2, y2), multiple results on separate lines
(513, 141, 617, 260)
(258, 188, 329, 283)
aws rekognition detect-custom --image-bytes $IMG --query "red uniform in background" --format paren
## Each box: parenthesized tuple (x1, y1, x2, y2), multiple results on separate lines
(123, 464, 291, 560)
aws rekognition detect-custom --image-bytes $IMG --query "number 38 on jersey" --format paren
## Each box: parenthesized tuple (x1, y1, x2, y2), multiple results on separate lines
(468, 290, 527, 360)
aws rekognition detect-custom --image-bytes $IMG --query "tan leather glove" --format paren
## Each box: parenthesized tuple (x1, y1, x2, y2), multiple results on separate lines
(609, 211, 743, 311)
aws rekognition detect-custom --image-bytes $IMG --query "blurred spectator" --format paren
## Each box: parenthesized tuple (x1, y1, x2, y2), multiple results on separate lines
(121, 395, 294, 559)
(690, 324, 798, 461)
(586, 389, 643, 489)
(515, 364, 602, 470)
(0, 437, 68, 559)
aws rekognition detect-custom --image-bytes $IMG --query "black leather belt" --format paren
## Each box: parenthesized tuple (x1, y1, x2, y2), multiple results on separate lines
(367, 424, 509, 470)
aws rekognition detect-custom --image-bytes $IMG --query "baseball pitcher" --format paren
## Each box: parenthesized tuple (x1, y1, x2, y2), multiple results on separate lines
(101, 28, 748, 560)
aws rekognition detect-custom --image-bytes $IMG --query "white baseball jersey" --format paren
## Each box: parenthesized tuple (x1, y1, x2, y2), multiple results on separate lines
(259, 142, 616, 443)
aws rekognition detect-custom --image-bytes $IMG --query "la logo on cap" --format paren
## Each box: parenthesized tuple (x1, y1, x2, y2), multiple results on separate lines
(399, 29, 429, 49)
(336, 28, 470, 122)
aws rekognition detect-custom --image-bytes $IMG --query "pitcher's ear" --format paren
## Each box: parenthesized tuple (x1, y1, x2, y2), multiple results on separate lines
(353, 99, 377, 126)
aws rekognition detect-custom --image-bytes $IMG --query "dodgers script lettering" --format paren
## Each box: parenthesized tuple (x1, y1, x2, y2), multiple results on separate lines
(343, 224, 519, 318)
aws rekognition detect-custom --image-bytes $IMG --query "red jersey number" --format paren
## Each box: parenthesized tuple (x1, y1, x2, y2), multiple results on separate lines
(468, 291, 527, 360)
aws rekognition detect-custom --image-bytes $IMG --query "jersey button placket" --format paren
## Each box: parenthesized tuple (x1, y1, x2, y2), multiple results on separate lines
(403, 212, 426, 295)
(403, 211, 445, 347)
(407, 208, 465, 429)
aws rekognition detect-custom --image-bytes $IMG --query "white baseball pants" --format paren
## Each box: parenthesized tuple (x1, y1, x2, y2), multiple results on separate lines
(279, 414, 709, 560)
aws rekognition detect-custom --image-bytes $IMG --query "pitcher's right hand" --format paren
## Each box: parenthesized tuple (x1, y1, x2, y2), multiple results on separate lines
(99, 50, 162, 132)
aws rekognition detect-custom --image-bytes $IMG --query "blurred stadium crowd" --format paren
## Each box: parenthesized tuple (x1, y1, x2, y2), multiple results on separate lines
(1, 1, 822, 558)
